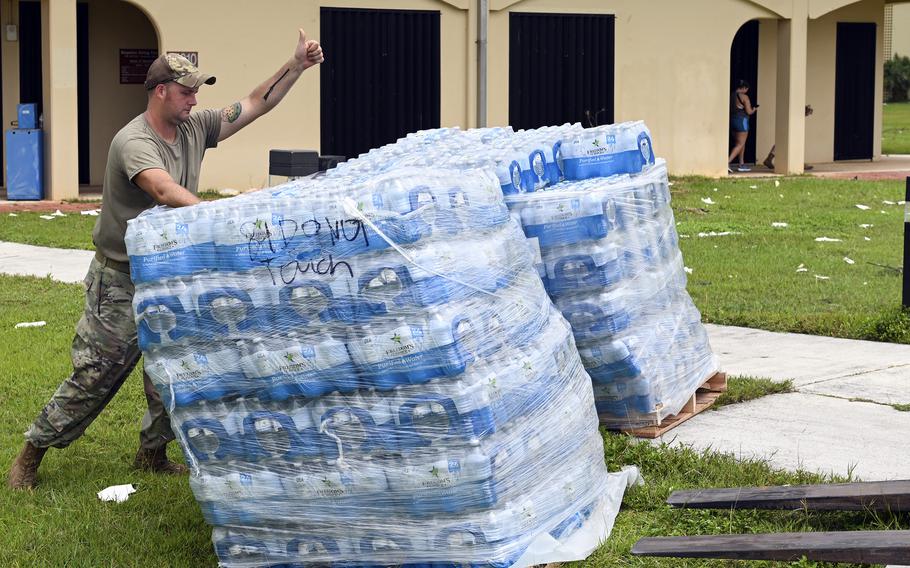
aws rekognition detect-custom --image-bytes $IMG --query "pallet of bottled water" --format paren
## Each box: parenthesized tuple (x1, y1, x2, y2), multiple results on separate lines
(126, 166, 639, 568)
(504, 160, 717, 427)
(328, 122, 717, 429)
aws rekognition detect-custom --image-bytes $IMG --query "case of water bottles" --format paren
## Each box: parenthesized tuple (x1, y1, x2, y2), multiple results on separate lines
(505, 160, 717, 427)
(327, 121, 717, 429)
(127, 165, 639, 568)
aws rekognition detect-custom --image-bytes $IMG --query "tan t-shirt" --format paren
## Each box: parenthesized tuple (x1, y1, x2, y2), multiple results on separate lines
(92, 109, 221, 262)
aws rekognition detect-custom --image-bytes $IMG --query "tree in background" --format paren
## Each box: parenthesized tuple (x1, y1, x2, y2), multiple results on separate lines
(885, 54, 910, 103)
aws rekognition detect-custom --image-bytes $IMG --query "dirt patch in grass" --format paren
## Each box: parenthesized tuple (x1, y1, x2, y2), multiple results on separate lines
(0, 201, 101, 214)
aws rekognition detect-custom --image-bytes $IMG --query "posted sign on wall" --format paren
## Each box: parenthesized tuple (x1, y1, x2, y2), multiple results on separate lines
(168, 51, 199, 66)
(119, 48, 158, 84)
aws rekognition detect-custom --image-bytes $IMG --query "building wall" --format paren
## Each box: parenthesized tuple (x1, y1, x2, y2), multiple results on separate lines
(805, 0, 884, 163)
(891, 2, 910, 57)
(133, 0, 469, 191)
(1, 1, 21, 186)
(488, 0, 777, 176)
(756, 18, 778, 162)
(87, 0, 157, 185)
(0, 0, 889, 191)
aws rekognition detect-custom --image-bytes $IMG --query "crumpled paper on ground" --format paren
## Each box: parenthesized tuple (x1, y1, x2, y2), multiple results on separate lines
(97, 484, 137, 503)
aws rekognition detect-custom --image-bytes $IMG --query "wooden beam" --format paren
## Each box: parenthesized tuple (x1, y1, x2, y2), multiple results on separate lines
(667, 480, 910, 512)
(632, 531, 910, 563)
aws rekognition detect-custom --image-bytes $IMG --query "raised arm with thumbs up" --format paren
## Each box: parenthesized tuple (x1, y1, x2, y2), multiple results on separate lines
(217, 27, 325, 142)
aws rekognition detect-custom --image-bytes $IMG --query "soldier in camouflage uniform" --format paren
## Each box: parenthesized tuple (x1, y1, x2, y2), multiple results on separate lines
(9, 31, 324, 490)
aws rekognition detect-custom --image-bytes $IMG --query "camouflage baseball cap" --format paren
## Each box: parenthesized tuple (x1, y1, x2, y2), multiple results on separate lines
(144, 53, 216, 90)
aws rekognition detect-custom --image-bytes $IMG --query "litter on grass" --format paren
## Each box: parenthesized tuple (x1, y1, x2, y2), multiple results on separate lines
(684, 266, 693, 274)
(51, 209, 66, 217)
(796, 263, 808, 273)
(864, 237, 872, 241)
(860, 224, 874, 228)
(772, 222, 788, 227)
(39, 215, 55, 220)
(883, 200, 896, 205)
(843, 257, 855, 265)
(697, 231, 741, 238)
(815, 237, 842, 242)
(8, 213, 17, 217)
(774, 180, 780, 187)
(80, 209, 100, 216)
(855, 204, 871, 210)
(97, 484, 137, 503)
(701, 197, 716, 205)
(14, 321, 46, 329)
(815, 275, 830, 281)
(749, 185, 758, 189)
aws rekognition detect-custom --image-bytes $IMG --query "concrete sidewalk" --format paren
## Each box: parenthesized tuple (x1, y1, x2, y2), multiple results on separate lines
(663, 325, 910, 481)
(1, 241, 907, 481)
(0, 241, 95, 283)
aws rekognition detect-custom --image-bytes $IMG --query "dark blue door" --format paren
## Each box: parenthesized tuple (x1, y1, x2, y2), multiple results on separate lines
(319, 7, 441, 160)
(509, 12, 615, 129)
(835, 22, 876, 160)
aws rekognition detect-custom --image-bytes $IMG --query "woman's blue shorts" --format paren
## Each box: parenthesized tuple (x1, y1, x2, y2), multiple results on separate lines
(731, 116, 749, 133)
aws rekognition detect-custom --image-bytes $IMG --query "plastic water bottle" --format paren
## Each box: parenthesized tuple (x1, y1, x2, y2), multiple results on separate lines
(125, 206, 208, 284)
(134, 277, 197, 350)
(560, 121, 655, 180)
(542, 237, 624, 297)
(386, 447, 495, 515)
(145, 341, 243, 407)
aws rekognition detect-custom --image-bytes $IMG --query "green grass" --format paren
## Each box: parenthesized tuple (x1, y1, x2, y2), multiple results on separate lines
(672, 175, 910, 342)
(714, 376, 794, 407)
(583, 434, 903, 568)
(0, 275, 210, 566)
(0, 211, 97, 250)
(882, 101, 910, 154)
(3, 175, 910, 345)
(4, 175, 910, 344)
(0, 274, 900, 567)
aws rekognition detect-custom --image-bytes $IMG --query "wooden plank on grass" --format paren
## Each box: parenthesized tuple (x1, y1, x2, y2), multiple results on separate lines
(667, 480, 910, 512)
(631, 530, 910, 563)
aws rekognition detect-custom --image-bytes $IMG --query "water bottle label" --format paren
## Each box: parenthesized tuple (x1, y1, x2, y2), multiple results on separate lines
(397, 461, 461, 490)
(358, 325, 422, 363)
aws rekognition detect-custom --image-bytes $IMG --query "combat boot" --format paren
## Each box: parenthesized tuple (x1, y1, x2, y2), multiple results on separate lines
(8, 441, 48, 490)
(133, 446, 188, 475)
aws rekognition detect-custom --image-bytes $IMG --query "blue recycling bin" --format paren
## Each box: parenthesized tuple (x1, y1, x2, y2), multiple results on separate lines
(17, 103, 37, 129)
(5, 128, 44, 201)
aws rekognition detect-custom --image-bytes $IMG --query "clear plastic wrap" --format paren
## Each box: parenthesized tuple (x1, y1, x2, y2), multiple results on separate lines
(127, 166, 634, 568)
(325, 123, 717, 428)
(505, 160, 717, 427)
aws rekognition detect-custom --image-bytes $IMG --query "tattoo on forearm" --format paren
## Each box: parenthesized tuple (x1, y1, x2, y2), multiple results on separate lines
(263, 69, 290, 101)
(221, 102, 242, 123)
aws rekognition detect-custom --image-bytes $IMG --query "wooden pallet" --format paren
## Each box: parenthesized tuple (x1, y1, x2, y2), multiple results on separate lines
(611, 371, 728, 439)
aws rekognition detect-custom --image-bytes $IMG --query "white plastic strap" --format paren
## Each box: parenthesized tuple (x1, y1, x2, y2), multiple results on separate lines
(319, 418, 348, 469)
(340, 197, 501, 299)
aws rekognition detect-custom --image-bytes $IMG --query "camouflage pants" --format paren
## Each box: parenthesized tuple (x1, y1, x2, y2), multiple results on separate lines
(25, 257, 175, 450)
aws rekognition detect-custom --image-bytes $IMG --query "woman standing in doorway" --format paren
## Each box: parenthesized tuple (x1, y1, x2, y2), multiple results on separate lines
(728, 79, 758, 172)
